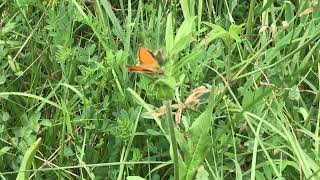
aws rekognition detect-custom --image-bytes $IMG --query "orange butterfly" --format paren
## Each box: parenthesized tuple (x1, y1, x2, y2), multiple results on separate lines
(127, 46, 163, 75)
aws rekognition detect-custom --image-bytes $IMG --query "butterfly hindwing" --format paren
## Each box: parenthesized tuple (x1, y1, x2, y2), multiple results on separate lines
(127, 65, 160, 74)
(127, 65, 149, 72)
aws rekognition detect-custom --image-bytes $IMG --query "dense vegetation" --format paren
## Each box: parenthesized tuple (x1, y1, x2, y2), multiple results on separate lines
(0, 0, 320, 179)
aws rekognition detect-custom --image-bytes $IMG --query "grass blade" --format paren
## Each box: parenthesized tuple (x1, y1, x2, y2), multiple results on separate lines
(16, 138, 42, 180)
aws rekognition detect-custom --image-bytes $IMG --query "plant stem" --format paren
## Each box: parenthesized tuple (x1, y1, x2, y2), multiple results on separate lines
(164, 100, 179, 180)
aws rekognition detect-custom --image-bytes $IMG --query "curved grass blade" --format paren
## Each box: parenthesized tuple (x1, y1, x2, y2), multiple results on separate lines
(16, 138, 42, 180)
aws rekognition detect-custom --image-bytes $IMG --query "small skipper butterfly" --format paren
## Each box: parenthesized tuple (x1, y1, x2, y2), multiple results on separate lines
(127, 46, 163, 75)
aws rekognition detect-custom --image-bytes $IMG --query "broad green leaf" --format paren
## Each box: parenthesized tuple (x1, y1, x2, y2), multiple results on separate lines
(263, 164, 273, 180)
(8, 55, 20, 73)
(0, 74, 6, 85)
(241, 87, 272, 111)
(228, 24, 245, 43)
(181, 86, 222, 180)
(17, 138, 42, 180)
(284, 1, 295, 23)
(195, 166, 209, 180)
(297, 107, 308, 121)
(180, 0, 190, 19)
(255, 170, 265, 180)
(259, 0, 275, 14)
(172, 17, 195, 56)
(0, 146, 11, 156)
(175, 128, 189, 157)
(179, 157, 188, 179)
(166, 13, 174, 57)
(232, 159, 243, 180)
(199, 23, 228, 46)
(172, 48, 205, 75)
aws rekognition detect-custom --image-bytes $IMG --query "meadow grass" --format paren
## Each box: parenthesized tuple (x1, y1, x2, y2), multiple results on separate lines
(0, 0, 320, 179)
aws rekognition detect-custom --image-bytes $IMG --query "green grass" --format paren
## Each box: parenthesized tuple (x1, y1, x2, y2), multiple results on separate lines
(0, 0, 320, 179)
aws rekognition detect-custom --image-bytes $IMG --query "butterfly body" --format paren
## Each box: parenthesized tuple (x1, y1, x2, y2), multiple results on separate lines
(127, 46, 163, 75)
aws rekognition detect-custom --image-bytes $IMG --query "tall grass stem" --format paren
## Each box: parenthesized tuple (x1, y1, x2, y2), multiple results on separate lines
(164, 100, 179, 180)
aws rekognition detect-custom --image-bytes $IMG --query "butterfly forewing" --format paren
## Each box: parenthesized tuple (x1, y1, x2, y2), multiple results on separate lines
(127, 46, 163, 75)
(138, 47, 160, 67)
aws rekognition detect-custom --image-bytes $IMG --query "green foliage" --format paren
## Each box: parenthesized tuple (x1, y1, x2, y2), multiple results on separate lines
(0, 0, 320, 179)
(16, 138, 42, 180)
(110, 109, 136, 142)
(177, 85, 224, 179)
